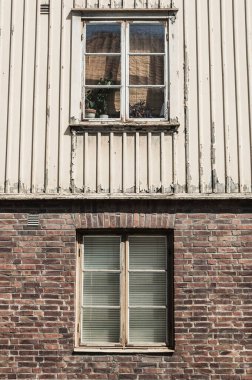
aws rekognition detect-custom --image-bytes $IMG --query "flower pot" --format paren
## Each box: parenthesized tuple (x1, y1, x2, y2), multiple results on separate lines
(99, 114, 109, 119)
(85, 109, 96, 118)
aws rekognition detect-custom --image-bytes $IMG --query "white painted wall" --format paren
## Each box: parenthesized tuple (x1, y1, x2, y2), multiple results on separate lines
(0, 0, 251, 195)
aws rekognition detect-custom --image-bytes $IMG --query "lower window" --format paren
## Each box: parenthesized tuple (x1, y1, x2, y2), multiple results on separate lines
(76, 232, 174, 352)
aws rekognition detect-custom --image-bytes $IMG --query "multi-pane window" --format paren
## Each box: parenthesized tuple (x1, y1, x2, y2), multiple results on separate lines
(83, 21, 168, 121)
(76, 234, 173, 351)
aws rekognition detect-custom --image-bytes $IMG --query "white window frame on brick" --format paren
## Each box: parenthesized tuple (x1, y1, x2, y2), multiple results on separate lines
(70, 8, 178, 126)
(75, 231, 174, 353)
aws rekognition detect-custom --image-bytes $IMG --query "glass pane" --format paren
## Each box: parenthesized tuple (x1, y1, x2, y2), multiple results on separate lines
(83, 308, 120, 343)
(85, 55, 121, 85)
(129, 308, 166, 343)
(130, 24, 165, 53)
(129, 236, 166, 270)
(84, 272, 120, 306)
(85, 88, 120, 118)
(129, 88, 165, 118)
(129, 272, 166, 306)
(129, 56, 164, 85)
(86, 24, 121, 53)
(84, 236, 120, 270)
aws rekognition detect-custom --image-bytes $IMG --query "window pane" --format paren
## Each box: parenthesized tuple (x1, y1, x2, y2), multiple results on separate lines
(129, 88, 164, 118)
(86, 24, 121, 53)
(82, 308, 120, 343)
(129, 272, 166, 306)
(84, 236, 120, 270)
(85, 55, 121, 85)
(129, 56, 164, 85)
(84, 272, 120, 306)
(130, 24, 165, 53)
(129, 236, 166, 270)
(85, 88, 120, 118)
(129, 308, 166, 343)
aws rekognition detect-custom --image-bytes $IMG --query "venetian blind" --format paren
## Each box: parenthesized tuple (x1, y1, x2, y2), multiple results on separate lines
(128, 236, 167, 343)
(82, 236, 121, 343)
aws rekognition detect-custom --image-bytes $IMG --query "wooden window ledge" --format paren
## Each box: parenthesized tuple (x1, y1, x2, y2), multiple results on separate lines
(73, 347, 174, 354)
(70, 120, 179, 133)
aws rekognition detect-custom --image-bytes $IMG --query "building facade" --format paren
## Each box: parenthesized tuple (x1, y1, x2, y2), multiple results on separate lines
(0, 0, 252, 379)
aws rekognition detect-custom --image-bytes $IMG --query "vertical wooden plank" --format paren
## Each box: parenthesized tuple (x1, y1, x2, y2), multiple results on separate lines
(196, 0, 212, 193)
(123, 0, 135, 8)
(147, 0, 159, 8)
(0, 0, 11, 193)
(135, 0, 146, 8)
(96, 132, 101, 192)
(75, 134, 84, 191)
(147, 132, 152, 192)
(172, 133, 177, 193)
(184, 0, 199, 193)
(46, 0, 62, 193)
(139, 134, 148, 192)
(87, 134, 97, 192)
(59, 0, 73, 193)
(221, 0, 239, 192)
(163, 134, 173, 193)
(245, 0, 252, 191)
(122, 132, 127, 193)
(135, 132, 140, 193)
(183, 0, 190, 193)
(151, 134, 161, 193)
(233, 0, 251, 192)
(113, 134, 123, 193)
(111, 0, 122, 8)
(160, 0, 170, 8)
(208, 0, 226, 193)
(99, 0, 111, 8)
(160, 132, 164, 193)
(5, 0, 24, 193)
(18, 0, 37, 193)
(169, 0, 186, 193)
(31, 1, 49, 192)
(125, 134, 135, 193)
(70, 13, 82, 123)
(70, 129, 77, 192)
(109, 132, 113, 193)
(100, 134, 110, 192)
(74, 0, 87, 7)
(84, 131, 89, 192)
(86, 0, 99, 8)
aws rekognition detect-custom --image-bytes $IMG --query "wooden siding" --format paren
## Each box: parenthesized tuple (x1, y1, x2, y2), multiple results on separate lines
(0, 0, 251, 195)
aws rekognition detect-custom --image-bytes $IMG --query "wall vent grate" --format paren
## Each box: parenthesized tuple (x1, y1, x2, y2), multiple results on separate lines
(40, 4, 50, 15)
(27, 214, 40, 226)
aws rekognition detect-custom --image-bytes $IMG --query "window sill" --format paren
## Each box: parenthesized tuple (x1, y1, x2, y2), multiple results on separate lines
(70, 120, 179, 133)
(73, 347, 174, 354)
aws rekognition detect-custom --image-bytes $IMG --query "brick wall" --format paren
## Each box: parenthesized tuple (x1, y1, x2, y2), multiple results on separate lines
(0, 200, 251, 380)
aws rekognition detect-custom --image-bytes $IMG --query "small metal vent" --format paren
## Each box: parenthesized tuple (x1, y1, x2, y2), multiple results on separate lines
(27, 214, 40, 226)
(40, 4, 50, 15)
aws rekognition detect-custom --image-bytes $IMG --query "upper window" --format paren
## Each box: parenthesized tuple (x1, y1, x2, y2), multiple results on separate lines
(83, 21, 168, 121)
(75, 233, 174, 353)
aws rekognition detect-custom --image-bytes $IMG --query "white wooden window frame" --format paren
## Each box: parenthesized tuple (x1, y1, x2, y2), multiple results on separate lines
(70, 9, 178, 126)
(75, 232, 174, 353)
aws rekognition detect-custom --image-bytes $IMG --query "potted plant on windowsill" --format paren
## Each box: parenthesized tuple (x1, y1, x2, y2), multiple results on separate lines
(85, 92, 96, 118)
(129, 100, 152, 118)
(96, 78, 113, 119)
(85, 77, 113, 119)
